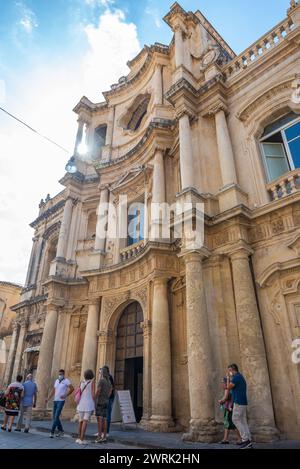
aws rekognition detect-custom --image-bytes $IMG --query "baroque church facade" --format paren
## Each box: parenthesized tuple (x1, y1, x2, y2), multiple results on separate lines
(2, 1, 300, 442)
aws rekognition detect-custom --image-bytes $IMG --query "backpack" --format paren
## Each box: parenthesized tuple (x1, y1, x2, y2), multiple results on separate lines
(74, 381, 89, 405)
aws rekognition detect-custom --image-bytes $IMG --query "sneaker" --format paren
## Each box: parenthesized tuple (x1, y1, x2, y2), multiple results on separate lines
(95, 437, 103, 444)
(240, 440, 253, 449)
(14, 428, 21, 432)
(49, 433, 54, 438)
(76, 439, 82, 444)
(56, 431, 64, 437)
(24, 429, 29, 433)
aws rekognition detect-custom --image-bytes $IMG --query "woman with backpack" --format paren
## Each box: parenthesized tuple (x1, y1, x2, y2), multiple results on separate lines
(1, 375, 24, 432)
(75, 369, 95, 445)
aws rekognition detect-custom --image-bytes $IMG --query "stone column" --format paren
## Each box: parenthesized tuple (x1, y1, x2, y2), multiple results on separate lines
(11, 319, 28, 379)
(36, 305, 59, 408)
(153, 64, 163, 105)
(214, 108, 237, 188)
(3, 322, 19, 386)
(179, 113, 194, 190)
(106, 106, 115, 148)
(183, 250, 218, 443)
(74, 119, 84, 153)
(229, 246, 278, 441)
(50, 310, 66, 381)
(150, 278, 173, 430)
(81, 300, 100, 375)
(56, 198, 73, 259)
(174, 26, 184, 68)
(25, 237, 38, 286)
(95, 187, 109, 252)
(152, 149, 165, 204)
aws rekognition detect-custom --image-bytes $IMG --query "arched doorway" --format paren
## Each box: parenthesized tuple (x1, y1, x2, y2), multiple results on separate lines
(115, 301, 143, 422)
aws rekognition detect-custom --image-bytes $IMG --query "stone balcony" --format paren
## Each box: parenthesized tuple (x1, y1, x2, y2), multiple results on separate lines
(267, 169, 300, 200)
(222, 16, 295, 80)
(120, 240, 146, 261)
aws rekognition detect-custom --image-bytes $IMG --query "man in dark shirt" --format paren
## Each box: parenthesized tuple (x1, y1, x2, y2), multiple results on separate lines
(227, 364, 252, 449)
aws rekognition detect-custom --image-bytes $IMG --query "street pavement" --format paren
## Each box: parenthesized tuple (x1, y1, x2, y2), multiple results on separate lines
(1, 416, 300, 449)
(0, 427, 140, 449)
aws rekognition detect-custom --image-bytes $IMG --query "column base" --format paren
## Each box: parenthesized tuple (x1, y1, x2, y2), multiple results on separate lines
(251, 425, 279, 443)
(145, 415, 177, 433)
(32, 408, 52, 420)
(218, 183, 249, 212)
(182, 418, 220, 443)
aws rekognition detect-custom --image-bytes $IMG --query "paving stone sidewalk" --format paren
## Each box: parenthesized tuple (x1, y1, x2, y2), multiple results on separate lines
(1, 415, 299, 450)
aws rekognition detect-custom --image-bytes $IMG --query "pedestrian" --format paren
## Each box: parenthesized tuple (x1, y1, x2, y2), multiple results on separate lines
(218, 376, 241, 445)
(227, 364, 253, 449)
(45, 369, 74, 438)
(95, 367, 112, 443)
(75, 369, 95, 445)
(1, 375, 24, 432)
(102, 365, 115, 436)
(15, 373, 37, 433)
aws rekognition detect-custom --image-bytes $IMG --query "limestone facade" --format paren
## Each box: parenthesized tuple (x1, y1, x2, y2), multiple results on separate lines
(2, 1, 300, 441)
(0, 282, 22, 386)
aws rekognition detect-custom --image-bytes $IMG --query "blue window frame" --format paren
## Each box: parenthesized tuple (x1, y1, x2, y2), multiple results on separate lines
(128, 204, 144, 246)
(260, 113, 300, 182)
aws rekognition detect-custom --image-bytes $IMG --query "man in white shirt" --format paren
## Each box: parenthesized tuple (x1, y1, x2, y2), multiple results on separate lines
(46, 369, 74, 438)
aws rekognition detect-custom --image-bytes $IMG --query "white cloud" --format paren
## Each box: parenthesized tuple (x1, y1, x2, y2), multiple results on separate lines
(16, 2, 38, 34)
(84, 0, 114, 8)
(145, 6, 162, 29)
(82, 8, 140, 101)
(0, 5, 141, 284)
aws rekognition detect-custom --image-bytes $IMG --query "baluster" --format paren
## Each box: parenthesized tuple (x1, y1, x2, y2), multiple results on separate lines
(288, 175, 297, 193)
(279, 180, 288, 197)
(270, 185, 279, 200)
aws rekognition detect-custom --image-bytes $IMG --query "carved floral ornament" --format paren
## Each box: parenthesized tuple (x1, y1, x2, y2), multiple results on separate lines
(101, 286, 148, 330)
(236, 75, 300, 132)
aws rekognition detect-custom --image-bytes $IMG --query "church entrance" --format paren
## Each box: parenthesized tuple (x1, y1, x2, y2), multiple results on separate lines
(115, 301, 143, 422)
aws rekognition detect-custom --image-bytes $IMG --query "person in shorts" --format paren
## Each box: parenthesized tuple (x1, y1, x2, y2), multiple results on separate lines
(95, 367, 112, 443)
(76, 369, 95, 445)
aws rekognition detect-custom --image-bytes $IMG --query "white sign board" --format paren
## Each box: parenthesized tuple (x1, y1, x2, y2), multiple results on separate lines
(111, 390, 136, 425)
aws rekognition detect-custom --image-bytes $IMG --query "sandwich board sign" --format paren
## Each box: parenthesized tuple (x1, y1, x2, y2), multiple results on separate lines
(111, 390, 136, 425)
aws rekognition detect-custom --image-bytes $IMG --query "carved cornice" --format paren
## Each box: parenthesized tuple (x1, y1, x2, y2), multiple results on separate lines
(103, 44, 169, 99)
(30, 199, 65, 228)
(94, 119, 175, 170)
(0, 281, 22, 290)
(10, 295, 48, 312)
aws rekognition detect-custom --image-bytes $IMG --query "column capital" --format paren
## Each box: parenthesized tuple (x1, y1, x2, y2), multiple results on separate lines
(180, 247, 211, 263)
(176, 106, 197, 122)
(88, 298, 101, 307)
(152, 276, 169, 286)
(98, 183, 110, 192)
(97, 329, 113, 344)
(202, 99, 228, 118)
(227, 241, 253, 261)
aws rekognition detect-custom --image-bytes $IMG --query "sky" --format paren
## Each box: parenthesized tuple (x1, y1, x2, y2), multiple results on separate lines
(0, 0, 291, 285)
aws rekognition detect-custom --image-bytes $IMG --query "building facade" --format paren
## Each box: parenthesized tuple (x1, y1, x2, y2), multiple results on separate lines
(0, 281, 22, 387)
(2, 1, 300, 442)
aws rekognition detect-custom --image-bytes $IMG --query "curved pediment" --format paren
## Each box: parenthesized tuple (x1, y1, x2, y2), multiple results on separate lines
(236, 75, 300, 126)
